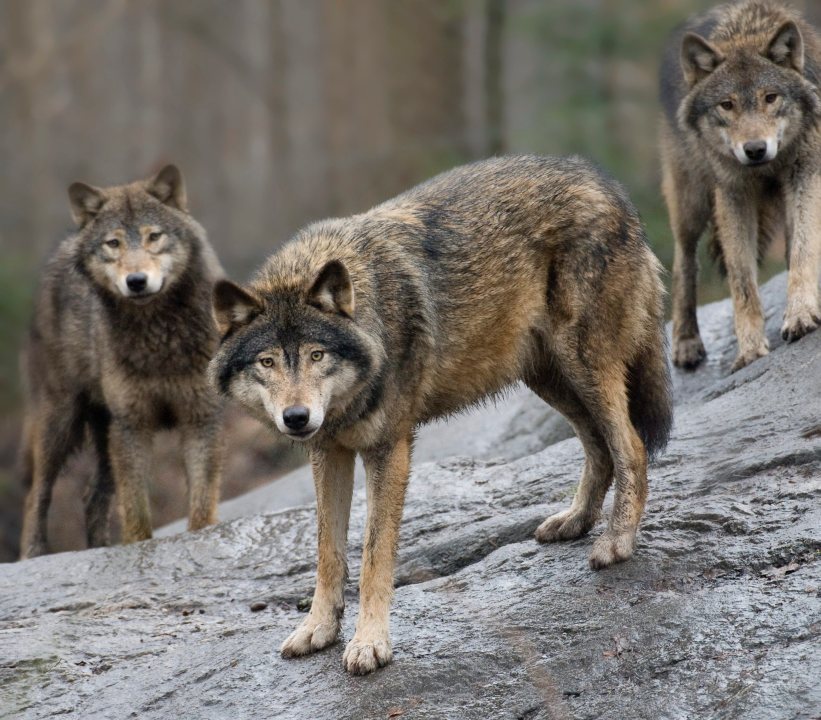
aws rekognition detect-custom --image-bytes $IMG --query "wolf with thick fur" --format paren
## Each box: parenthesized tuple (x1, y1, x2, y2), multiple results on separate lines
(211, 155, 672, 674)
(661, 0, 821, 371)
(19, 165, 224, 559)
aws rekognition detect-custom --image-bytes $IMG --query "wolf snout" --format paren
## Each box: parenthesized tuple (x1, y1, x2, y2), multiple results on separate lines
(283, 405, 310, 431)
(126, 272, 148, 293)
(743, 140, 768, 162)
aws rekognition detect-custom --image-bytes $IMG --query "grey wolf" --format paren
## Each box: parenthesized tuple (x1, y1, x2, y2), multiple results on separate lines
(19, 165, 225, 559)
(660, 0, 821, 371)
(210, 155, 672, 674)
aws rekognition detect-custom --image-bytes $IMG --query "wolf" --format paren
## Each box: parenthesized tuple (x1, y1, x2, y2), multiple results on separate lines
(18, 165, 225, 559)
(660, 0, 821, 371)
(210, 155, 673, 675)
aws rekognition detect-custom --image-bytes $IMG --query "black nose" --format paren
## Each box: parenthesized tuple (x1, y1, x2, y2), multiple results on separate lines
(126, 272, 148, 292)
(743, 140, 767, 162)
(283, 405, 310, 431)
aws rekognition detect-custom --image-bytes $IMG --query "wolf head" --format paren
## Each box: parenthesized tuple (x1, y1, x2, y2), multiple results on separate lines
(209, 260, 382, 442)
(70, 165, 202, 303)
(679, 20, 821, 166)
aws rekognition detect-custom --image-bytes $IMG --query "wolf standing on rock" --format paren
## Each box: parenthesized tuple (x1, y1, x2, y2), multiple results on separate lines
(661, 0, 821, 371)
(19, 165, 225, 559)
(211, 155, 672, 675)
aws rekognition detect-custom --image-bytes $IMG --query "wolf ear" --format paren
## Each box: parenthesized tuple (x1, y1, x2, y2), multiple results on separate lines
(681, 33, 724, 86)
(213, 280, 263, 337)
(307, 260, 354, 318)
(766, 21, 804, 73)
(147, 164, 187, 212)
(68, 182, 106, 228)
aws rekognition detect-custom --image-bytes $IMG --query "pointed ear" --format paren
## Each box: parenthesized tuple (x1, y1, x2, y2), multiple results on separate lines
(681, 32, 724, 86)
(766, 20, 804, 73)
(307, 260, 354, 318)
(213, 280, 263, 337)
(147, 164, 187, 211)
(67, 182, 106, 228)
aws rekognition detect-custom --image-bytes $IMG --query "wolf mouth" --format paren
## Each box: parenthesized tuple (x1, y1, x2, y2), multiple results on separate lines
(285, 428, 318, 441)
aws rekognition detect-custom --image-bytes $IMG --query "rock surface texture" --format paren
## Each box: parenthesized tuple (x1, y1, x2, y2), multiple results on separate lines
(1, 273, 819, 720)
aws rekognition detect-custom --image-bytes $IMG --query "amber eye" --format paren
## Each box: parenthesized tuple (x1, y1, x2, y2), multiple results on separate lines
(259, 357, 274, 368)
(311, 350, 324, 362)
(148, 231, 163, 242)
(720, 100, 734, 111)
(765, 93, 778, 104)
(105, 238, 120, 249)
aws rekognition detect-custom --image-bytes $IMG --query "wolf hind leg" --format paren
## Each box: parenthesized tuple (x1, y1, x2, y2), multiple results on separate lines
(84, 408, 114, 548)
(579, 365, 649, 569)
(19, 403, 84, 559)
(525, 369, 613, 543)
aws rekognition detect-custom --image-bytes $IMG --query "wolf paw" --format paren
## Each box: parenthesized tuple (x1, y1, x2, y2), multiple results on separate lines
(781, 306, 820, 343)
(672, 336, 706, 369)
(280, 615, 340, 658)
(535, 507, 595, 543)
(588, 530, 636, 570)
(342, 633, 392, 675)
(730, 341, 769, 373)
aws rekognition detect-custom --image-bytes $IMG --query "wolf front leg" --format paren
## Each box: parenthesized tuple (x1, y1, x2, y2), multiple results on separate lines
(281, 444, 355, 658)
(662, 137, 711, 369)
(714, 188, 769, 371)
(108, 421, 154, 543)
(182, 416, 224, 531)
(343, 436, 411, 675)
(782, 172, 821, 342)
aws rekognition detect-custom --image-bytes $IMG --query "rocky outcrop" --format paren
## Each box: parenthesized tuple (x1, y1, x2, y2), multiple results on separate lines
(1, 272, 819, 720)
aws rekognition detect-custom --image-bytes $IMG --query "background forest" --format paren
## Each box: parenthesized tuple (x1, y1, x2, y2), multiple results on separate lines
(2, 0, 819, 560)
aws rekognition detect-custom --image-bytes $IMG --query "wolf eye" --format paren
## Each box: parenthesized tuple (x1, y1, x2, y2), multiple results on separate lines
(259, 357, 274, 368)
(105, 238, 120, 249)
(147, 231, 163, 242)
(765, 93, 779, 104)
(720, 100, 734, 111)
(311, 350, 324, 362)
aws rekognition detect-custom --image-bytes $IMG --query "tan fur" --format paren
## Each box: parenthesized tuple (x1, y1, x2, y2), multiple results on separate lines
(211, 155, 672, 674)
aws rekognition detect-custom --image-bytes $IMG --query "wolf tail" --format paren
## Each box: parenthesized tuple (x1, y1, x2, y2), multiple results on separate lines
(627, 325, 673, 461)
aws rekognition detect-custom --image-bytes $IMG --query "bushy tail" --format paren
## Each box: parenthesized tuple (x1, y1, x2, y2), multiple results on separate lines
(627, 329, 673, 461)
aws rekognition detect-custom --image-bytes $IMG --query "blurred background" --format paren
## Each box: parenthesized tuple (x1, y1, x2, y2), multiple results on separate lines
(2, 0, 818, 561)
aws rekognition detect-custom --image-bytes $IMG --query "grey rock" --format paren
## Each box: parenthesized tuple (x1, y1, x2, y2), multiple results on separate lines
(2, 272, 820, 720)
